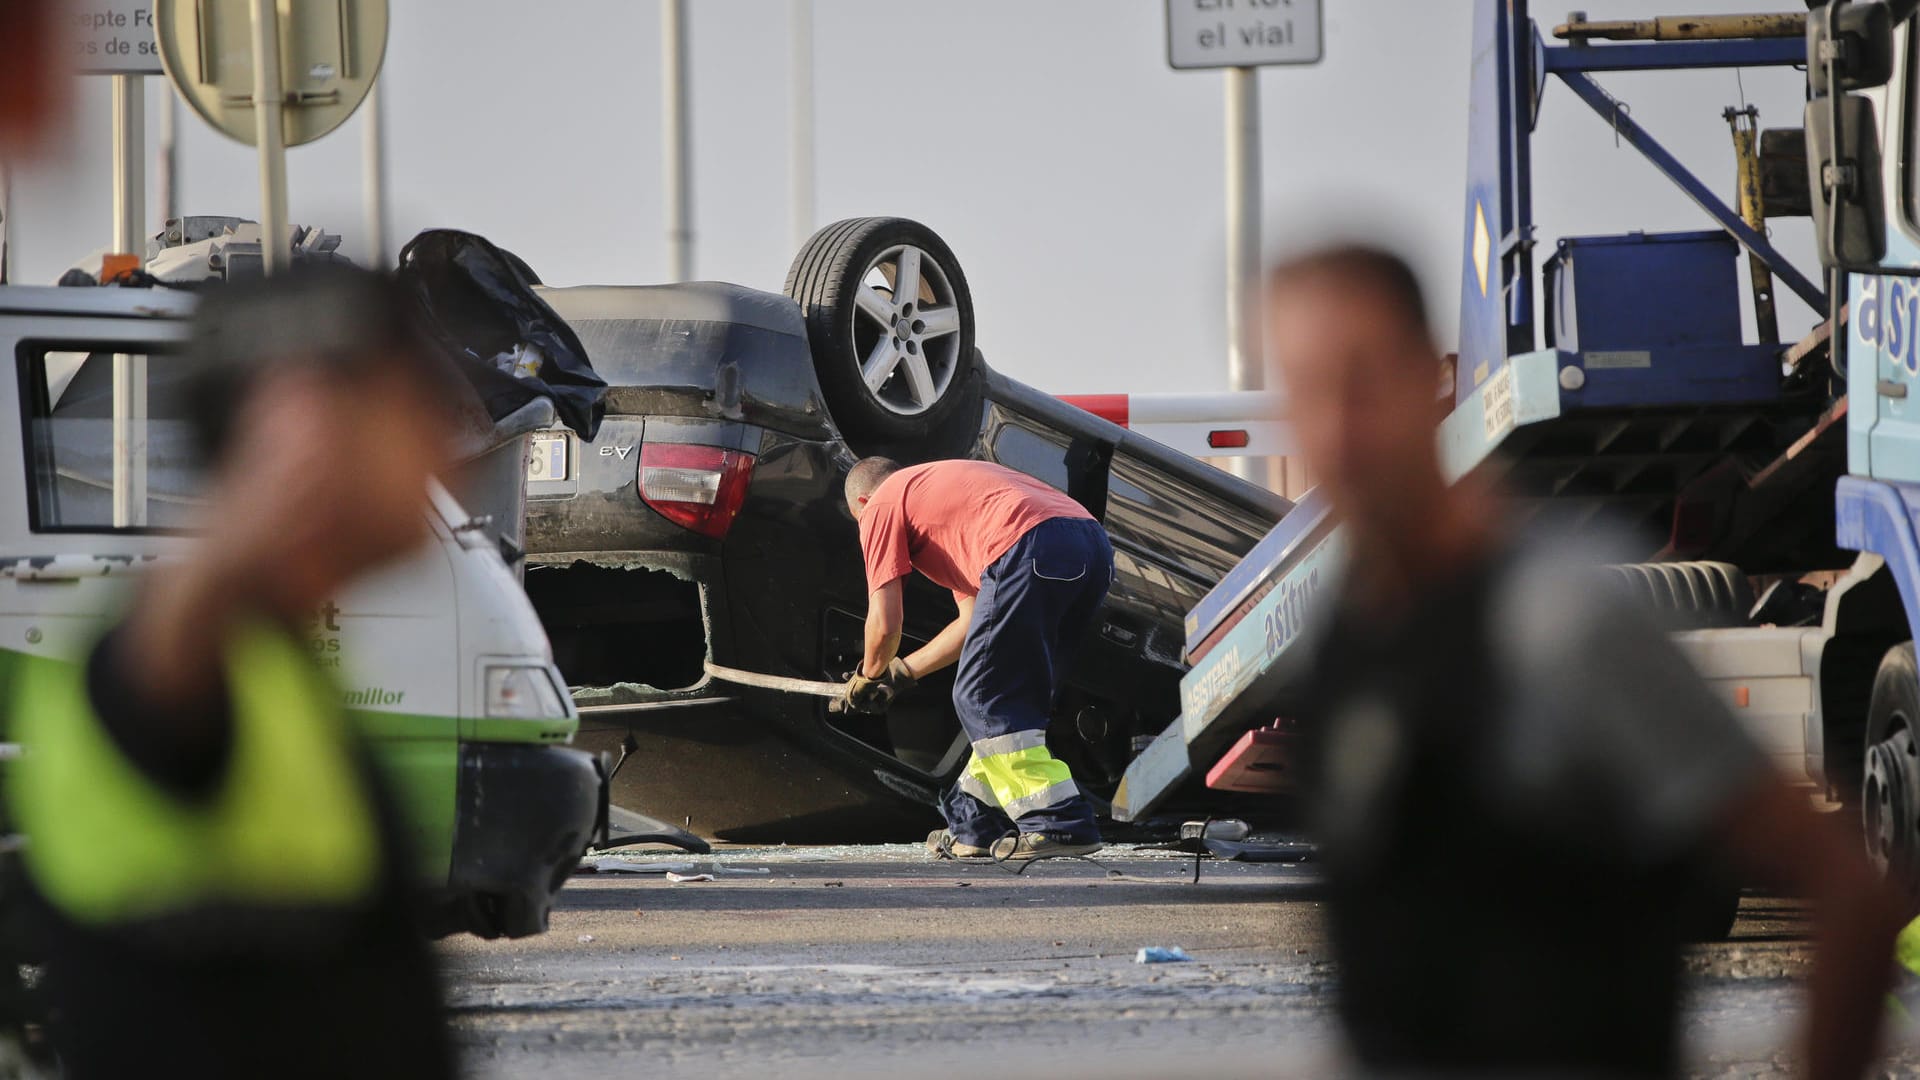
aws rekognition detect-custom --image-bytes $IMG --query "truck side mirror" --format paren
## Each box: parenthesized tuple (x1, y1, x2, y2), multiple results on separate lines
(1808, 2, 1895, 92)
(1805, 93, 1887, 268)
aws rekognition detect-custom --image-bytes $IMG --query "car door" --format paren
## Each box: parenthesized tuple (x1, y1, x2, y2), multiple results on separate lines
(0, 300, 195, 708)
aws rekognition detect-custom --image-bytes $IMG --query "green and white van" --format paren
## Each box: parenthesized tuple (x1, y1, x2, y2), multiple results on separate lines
(0, 284, 602, 938)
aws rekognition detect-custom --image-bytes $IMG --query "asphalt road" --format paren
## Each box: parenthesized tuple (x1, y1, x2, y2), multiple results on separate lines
(439, 845, 1914, 1079)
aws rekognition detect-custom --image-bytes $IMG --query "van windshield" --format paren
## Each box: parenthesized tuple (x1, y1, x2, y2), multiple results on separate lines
(21, 345, 205, 531)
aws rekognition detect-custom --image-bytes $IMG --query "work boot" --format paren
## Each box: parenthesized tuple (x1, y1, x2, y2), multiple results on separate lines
(990, 832, 1102, 862)
(926, 828, 989, 859)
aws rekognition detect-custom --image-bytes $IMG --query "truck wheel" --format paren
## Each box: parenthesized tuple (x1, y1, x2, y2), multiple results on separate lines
(1864, 642, 1920, 901)
(784, 217, 977, 445)
(1601, 561, 1752, 629)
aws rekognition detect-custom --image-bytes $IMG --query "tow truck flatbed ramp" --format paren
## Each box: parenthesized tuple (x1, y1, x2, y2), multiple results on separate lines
(1112, 501, 1337, 823)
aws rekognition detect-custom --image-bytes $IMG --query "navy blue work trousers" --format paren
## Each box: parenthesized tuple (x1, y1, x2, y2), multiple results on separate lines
(939, 516, 1113, 845)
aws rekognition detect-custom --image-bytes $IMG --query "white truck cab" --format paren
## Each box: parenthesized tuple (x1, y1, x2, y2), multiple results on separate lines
(0, 284, 602, 938)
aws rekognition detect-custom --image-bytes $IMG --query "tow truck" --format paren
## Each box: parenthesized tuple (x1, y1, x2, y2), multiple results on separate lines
(1113, 0, 1920, 897)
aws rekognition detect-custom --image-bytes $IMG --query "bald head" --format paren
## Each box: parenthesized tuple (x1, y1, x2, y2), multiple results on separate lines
(845, 456, 902, 520)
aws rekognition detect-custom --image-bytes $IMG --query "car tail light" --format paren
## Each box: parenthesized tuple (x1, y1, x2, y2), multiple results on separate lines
(638, 443, 755, 539)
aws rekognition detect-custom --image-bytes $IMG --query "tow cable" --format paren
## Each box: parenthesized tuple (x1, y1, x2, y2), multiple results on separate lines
(709, 662, 1184, 883)
(703, 661, 847, 699)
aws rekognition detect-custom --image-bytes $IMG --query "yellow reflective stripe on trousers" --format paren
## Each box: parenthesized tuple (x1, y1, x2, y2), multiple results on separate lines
(963, 741, 1078, 815)
(1890, 915, 1920, 1020)
(7, 624, 381, 926)
(1897, 915, 1920, 977)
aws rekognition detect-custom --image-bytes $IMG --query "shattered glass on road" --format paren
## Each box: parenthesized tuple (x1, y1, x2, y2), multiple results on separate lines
(440, 847, 1919, 1079)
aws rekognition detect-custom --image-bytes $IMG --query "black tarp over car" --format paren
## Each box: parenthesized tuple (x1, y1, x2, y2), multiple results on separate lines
(399, 229, 608, 440)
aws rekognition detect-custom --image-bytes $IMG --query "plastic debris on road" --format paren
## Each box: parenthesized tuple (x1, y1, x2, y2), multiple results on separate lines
(1135, 946, 1191, 964)
(580, 856, 697, 875)
(1179, 819, 1251, 842)
(577, 855, 773, 879)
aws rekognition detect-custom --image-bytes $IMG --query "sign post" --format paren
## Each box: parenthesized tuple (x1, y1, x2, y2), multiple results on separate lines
(110, 75, 146, 260)
(1223, 64, 1258, 477)
(791, 0, 815, 251)
(111, 71, 147, 528)
(74, 1, 166, 528)
(245, 0, 290, 272)
(73, 1, 165, 259)
(362, 80, 387, 268)
(158, 83, 178, 225)
(662, 0, 693, 281)
(1165, 0, 1323, 484)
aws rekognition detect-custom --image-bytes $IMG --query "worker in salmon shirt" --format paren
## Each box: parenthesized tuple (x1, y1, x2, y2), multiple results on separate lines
(844, 456, 1113, 861)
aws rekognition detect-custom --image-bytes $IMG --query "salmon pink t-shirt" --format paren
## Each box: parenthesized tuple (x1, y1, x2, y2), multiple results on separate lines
(858, 460, 1094, 599)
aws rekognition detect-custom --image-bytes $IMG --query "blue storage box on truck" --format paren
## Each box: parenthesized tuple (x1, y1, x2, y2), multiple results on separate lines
(1546, 230, 1742, 353)
(1540, 230, 1778, 407)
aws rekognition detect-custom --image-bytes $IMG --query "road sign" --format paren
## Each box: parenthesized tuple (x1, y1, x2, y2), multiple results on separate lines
(1165, 0, 1323, 70)
(154, 0, 388, 274)
(153, 0, 388, 148)
(73, 2, 165, 76)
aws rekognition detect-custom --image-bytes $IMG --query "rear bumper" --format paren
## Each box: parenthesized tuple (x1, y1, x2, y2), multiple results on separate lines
(435, 742, 602, 939)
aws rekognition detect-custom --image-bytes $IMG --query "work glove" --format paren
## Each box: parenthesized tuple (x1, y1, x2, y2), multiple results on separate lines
(882, 657, 917, 696)
(843, 670, 895, 714)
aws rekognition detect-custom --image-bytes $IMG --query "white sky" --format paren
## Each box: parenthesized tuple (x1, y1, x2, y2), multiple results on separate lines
(8, 0, 1824, 395)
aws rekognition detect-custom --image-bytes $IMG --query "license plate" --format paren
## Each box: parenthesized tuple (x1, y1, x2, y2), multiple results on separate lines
(526, 432, 569, 482)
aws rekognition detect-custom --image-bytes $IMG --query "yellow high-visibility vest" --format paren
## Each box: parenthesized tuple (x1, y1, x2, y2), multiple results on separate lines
(7, 624, 380, 926)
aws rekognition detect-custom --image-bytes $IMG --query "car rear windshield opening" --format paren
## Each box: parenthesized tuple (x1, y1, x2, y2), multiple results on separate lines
(524, 561, 707, 693)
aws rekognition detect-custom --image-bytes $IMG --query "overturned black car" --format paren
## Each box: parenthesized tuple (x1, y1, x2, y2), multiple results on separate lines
(523, 218, 1291, 842)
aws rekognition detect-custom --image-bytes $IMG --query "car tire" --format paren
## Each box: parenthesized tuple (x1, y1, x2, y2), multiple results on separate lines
(1865, 641, 1920, 903)
(784, 217, 977, 444)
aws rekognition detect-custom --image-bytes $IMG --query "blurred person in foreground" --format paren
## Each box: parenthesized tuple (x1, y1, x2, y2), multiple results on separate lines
(5, 266, 459, 1078)
(1270, 244, 1903, 1080)
(0, 0, 68, 286)
(0, 0, 64, 157)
